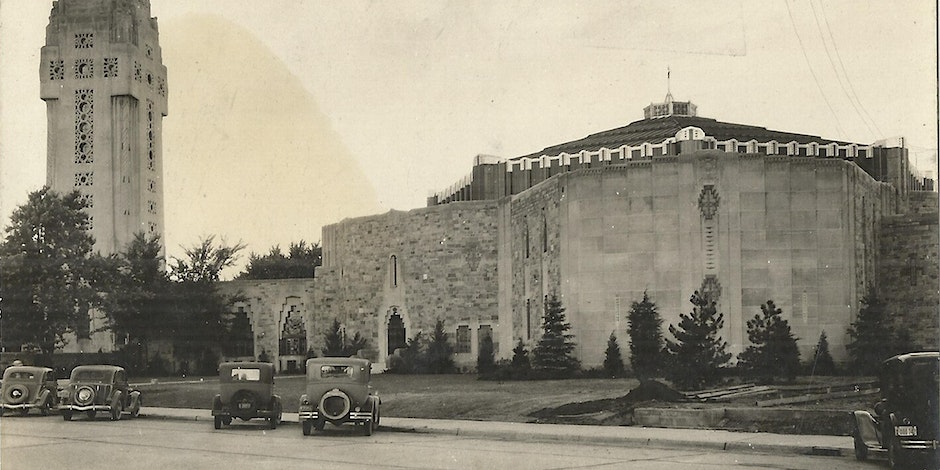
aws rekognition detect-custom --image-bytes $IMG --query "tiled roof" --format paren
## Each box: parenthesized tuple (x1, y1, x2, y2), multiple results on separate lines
(516, 115, 854, 159)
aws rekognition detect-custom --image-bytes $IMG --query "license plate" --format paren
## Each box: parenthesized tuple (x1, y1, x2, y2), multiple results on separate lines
(895, 426, 917, 437)
(238, 403, 251, 409)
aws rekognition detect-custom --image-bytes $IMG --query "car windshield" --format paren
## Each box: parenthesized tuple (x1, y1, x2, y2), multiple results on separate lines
(320, 365, 353, 378)
(231, 368, 261, 381)
(4, 371, 35, 380)
(72, 369, 111, 382)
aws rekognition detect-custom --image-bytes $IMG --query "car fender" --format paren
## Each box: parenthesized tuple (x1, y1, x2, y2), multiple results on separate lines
(128, 390, 141, 407)
(36, 388, 52, 406)
(853, 410, 882, 448)
(111, 390, 123, 407)
(212, 394, 222, 411)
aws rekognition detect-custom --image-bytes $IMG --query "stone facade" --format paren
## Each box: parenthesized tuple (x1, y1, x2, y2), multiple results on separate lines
(877, 192, 939, 349)
(315, 203, 504, 369)
(41, 0, 168, 354)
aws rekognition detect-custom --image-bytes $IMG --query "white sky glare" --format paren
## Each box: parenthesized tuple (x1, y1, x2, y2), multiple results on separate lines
(1, 1, 936, 275)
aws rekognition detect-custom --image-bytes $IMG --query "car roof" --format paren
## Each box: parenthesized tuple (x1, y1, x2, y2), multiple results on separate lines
(219, 361, 274, 371)
(306, 357, 371, 367)
(2, 366, 53, 377)
(72, 365, 124, 372)
(884, 351, 940, 364)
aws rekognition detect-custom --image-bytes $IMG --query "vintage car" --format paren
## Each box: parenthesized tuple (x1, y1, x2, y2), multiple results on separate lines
(211, 362, 282, 429)
(0, 366, 57, 416)
(852, 351, 939, 469)
(298, 357, 380, 436)
(58, 365, 141, 421)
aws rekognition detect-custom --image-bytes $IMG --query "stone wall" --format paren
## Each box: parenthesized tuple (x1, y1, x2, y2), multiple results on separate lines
(877, 192, 939, 349)
(318, 202, 501, 368)
(516, 151, 896, 367)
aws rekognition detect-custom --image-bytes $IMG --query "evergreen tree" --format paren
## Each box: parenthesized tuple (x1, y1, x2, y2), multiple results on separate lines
(510, 338, 531, 377)
(627, 291, 664, 378)
(477, 334, 496, 375)
(0, 188, 111, 354)
(322, 319, 346, 357)
(846, 289, 896, 375)
(532, 294, 580, 378)
(344, 331, 369, 357)
(807, 331, 837, 376)
(737, 300, 801, 383)
(665, 291, 732, 390)
(603, 331, 625, 378)
(426, 319, 456, 374)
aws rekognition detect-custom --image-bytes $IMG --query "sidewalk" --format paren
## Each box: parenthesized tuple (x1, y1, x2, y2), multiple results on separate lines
(143, 407, 852, 457)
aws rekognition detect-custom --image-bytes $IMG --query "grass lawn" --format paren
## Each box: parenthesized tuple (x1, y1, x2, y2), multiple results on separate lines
(136, 373, 640, 422)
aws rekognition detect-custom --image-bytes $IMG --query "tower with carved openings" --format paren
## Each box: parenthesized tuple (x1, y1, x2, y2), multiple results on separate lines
(40, 0, 168, 256)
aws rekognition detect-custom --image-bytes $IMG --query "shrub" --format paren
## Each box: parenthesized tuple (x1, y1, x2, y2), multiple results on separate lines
(603, 332, 625, 378)
(627, 291, 664, 378)
(737, 300, 801, 383)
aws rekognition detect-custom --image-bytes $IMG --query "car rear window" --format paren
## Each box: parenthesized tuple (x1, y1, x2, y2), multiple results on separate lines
(6, 371, 35, 380)
(72, 370, 110, 381)
(231, 368, 261, 381)
(320, 365, 353, 378)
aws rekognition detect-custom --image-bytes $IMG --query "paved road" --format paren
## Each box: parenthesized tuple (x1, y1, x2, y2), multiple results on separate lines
(1, 415, 885, 470)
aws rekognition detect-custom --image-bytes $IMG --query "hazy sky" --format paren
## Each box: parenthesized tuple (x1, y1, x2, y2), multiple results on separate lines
(1, 1, 936, 276)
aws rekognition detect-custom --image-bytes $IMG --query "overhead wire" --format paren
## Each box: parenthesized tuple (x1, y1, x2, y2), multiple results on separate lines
(783, 0, 846, 137)
(811, 0, 884, 138)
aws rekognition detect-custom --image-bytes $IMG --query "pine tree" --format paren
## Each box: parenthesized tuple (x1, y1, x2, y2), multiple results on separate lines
(510, 338, 531, 377)
(477, 334, 496, 375)
(627, 291, 664, 378)
(322, 319, 346, 357)
(737, 300, 801, 383)
(603, 332, 625, 378)
(426, 319, 456, 374)
(532, 294, 580, 378)
(807, 331, 837, 376)
(343, 331, 369, 357)
(846, 289, 895, 375)
(665, 291, 732, 390)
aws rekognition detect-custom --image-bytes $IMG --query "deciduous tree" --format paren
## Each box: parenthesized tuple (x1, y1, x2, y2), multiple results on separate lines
(238, 240, 322, 279)
(0, 188, 110, 354)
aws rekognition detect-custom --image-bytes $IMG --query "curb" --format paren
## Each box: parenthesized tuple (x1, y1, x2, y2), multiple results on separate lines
(141, 408, 848, 458)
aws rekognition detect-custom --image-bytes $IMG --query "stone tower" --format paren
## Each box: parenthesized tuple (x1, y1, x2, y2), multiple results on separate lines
(40, 0, 168, 255)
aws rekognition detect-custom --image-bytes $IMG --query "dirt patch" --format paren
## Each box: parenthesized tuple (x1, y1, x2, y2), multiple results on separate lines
(528, 380, 684, 426)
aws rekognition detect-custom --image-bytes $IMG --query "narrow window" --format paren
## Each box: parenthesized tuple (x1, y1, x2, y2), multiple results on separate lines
(456, 325, 471, 353)
(390, 255, 398, 287)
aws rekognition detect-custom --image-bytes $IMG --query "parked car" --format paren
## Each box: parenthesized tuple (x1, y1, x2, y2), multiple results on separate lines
(58, 365, 141, 421)
(0, 366, 57, 416)
(211, 362, 282, 429)
(852, 351, 939, 469)
(298, 357, 380, 436)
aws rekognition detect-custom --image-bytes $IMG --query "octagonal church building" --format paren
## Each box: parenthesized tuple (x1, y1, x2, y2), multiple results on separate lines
(221, 94, 938, 372)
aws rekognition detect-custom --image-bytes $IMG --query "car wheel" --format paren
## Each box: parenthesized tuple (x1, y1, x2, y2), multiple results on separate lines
(363, 415, 374, 436)
(86, 410, 96, 420)
(302, 420, 312, 436)
(129, 397, 141, 418)
(40, 397, 52, 416)
(62, 411, 72, 421)
(214, 416, 223, 430)
(110, 404, 123, 421)
(313, 418, 325, 431)
(17, 407, 28, 417)
(853, 431, 868, 461)
(0, 407, 5, 417)
(268, 416, 277, 430)
(223, 416, 232, 426)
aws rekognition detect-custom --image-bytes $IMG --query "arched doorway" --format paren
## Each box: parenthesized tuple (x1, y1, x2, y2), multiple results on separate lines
(387, 309, 406, 355)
